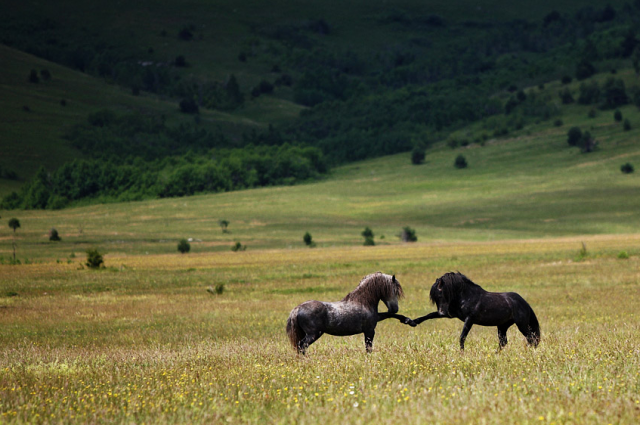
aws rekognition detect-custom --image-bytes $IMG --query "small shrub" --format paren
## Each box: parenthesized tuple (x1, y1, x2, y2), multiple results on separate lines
(361, 227, 374, 239)
(561, 75, 572, 85)
(49, 228, 61, 242)
(179, 98, 199, 114)
(231, 242, 247, 252)
(363, 236, 375, 246)
(178, 27, 194, 41)
(447, 138, 458, 149)
(400, 226, 417, 242)
(614, 109, 623, 122)
(411, 145, 426, 165)
(208, 283, 226, 295)
(238, 52, 247, 62)
(219, 219, 229, 233)
(553, 119, 563, 127)
(40, 69, 51, 81)
(8, 218, 20, 233)
(303, 232, 315, 247)
(86, 248, 104, 269)
(567, 127, 582, 147)
(60, 99, 67, 106)
(177, 239, 191, 254)
(587, 108, 597, 118)
(28, 69, 39, 83)
(623, 119, 631, 131)
(454, 154, 468, 169)
(617, 251, 629, 259)
(620, 163, 634, 174)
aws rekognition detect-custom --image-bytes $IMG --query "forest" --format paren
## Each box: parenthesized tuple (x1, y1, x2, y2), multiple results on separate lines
(2, 2, 640, 207)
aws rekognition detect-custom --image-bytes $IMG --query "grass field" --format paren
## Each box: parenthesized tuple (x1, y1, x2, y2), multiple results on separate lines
(1, 236, 639, 423)
(1, 100, 640, 422)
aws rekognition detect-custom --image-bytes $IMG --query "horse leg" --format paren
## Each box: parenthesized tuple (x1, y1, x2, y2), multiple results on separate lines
(364, 329, 375, 353)
(298, 331, 323, 355)
(497, 322, 512, 351)
(412, 311, 445, 325)
(459, 318, 474, 351)
(378, 312, 416, 326)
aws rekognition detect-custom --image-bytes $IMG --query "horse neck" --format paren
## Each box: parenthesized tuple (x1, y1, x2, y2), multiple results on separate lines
(342, 285, 383, 310)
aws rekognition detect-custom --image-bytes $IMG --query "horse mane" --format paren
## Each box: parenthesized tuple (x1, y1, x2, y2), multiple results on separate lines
(343, 272, 403, 306)
(430, 272, 481, 304)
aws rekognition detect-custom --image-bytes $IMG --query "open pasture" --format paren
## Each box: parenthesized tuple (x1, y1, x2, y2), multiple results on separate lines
(1, 235, 639, 424)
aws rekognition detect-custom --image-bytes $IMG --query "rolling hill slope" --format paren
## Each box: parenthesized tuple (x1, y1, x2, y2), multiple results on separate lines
(2, 89, 639, 262)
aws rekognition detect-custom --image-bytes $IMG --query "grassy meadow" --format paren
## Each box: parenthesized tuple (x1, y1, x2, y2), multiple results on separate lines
(2, 106, 640, 423)
(1, 236, 639, 424)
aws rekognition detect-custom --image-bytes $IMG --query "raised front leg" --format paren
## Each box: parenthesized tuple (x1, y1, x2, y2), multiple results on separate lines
(412, 311, 446, 325)
(364, 329, 375, 353)
(459, 318, 474, 350)
(377, 312, 417, 326)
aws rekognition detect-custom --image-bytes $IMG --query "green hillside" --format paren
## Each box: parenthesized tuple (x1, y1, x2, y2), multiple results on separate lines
(2, 87, 639, 262)
(0, 44, 303, 191)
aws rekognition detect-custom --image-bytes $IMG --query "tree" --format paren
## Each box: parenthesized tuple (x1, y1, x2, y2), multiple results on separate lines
(454, 154, 468, 169)
(8, 218, 20, 233)
(303, 232, 315, 247)
(179, 98, 199, 114)
(411, 145, 425, 165)
(49, 228, 61, 242)
(85, 248, 104, 269)
(28, 69, 39, 83)
(578, 131, 597, 153)
(624, 119, 631, 131)
(362, 227, 375, 246)
(621, 163, 634, 174)
(219, 219, 229, 233)
(614, 109, 623, 122)
(400, 226, 417, 242)
(231, 241, 247, 251)
(177, 238, 191, 254)
(225, 75, 244, 108)
(567, 127, 582, 147)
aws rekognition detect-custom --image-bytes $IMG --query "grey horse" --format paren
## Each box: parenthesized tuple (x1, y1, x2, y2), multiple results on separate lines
(286, 272, 414, 354)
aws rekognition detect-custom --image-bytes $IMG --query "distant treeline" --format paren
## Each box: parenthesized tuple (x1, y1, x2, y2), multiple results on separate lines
(1, 145, 326, 210)
(1, 109, 326, 209)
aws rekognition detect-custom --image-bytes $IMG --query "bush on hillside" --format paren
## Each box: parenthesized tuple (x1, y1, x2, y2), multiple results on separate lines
(567, 127, 582, 147)
(400, 226, 417, 242)
(49, 228, 61, 242)
(85, 248, 104, 269)
(179, 98, 199, 114)
(178, 239, 191, 254)
(454, 154, 468, 169)
(411, 145, 426, 165)
(621, 163, 634, 174)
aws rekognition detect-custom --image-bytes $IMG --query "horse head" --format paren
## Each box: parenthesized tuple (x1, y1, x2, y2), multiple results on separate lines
(430, 276, 451, 317)
(382, 274, 404, 313)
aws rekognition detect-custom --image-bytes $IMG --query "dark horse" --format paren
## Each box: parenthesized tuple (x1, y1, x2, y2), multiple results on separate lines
(286, 272, 413, 354)
(411, 272, 540, 350)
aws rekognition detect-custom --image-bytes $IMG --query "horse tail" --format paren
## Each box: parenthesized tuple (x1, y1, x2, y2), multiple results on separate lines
(528, 306, 541, 347)
(286, 306, 304, 351)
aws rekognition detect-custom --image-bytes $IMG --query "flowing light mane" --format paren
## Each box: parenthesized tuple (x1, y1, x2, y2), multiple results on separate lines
(430, 272, 480, 304)
(342, 272, 404, 306)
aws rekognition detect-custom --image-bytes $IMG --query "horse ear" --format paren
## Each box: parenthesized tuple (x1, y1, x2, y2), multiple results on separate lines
(392, 275, 396, 282)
